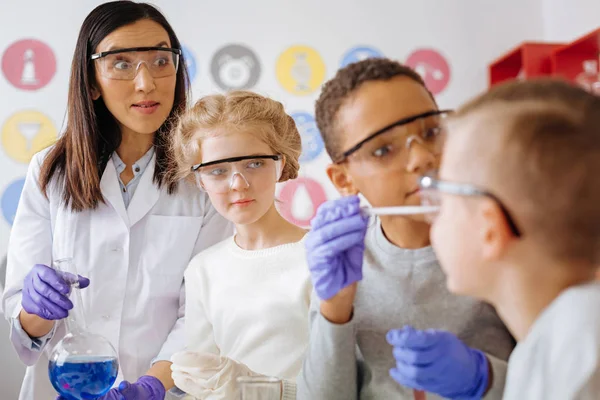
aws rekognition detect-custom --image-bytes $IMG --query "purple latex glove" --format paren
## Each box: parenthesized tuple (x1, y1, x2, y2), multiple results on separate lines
(387, 326, 490, 400)
(56, 376, 166, 400)
(115, 376, 166, 400)
(305, 195, 369, 300)
(22, 264, 90, 320)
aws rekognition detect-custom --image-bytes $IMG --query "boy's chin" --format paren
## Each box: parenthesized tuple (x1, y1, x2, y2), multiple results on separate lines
(445, 277, 468, 296)
(445, 275, 483, 299)
(408, 213, 429, 223)
(385, 213, 430, 224)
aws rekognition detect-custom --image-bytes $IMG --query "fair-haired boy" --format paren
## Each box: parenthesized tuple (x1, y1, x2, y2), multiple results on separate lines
(412, 79, 600, 399)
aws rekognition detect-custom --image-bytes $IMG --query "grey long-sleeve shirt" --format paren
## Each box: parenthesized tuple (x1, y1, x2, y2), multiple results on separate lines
(297, 218, 516, 400)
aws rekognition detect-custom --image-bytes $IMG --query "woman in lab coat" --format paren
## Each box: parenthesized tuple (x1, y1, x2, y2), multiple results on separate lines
(1, 2, 231, 400)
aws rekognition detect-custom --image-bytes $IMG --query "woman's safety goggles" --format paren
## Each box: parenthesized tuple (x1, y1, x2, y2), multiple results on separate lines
(91, 46, 181, 80)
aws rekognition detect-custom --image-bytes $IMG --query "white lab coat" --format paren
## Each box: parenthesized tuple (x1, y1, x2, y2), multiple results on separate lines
(1, 149, 233, 400)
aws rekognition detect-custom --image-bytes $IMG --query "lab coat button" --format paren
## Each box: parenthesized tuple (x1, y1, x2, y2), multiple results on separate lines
(102, 315, 110, 320)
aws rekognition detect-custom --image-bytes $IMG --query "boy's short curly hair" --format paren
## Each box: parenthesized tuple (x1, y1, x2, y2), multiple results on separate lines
(315, 58, 431, 160)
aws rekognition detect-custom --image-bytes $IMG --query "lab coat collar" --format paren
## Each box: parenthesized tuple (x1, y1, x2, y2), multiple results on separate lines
(100, 157, 130, 227)
(101, 153, 161, 228)
(127, 153, 160, 227)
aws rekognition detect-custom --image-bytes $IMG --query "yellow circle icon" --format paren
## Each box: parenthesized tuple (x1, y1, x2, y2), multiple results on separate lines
(276, 45, 326, 96)
(1, 110, 57, 163)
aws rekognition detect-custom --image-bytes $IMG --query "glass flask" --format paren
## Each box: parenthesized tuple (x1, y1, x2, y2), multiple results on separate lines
(237, 376, 281, 400)
(48, 258, 119, 400)
(575, 58, 600, 95)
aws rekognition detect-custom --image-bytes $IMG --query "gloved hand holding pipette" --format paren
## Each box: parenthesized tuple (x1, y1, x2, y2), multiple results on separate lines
(387, 326, 490, 400)
(304, 195, 369, 301)
(305, 195, 437, 300)
(22, 264, 90, 320)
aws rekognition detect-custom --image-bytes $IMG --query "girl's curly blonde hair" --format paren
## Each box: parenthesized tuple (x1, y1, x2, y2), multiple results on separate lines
(168, 90, 302, 185)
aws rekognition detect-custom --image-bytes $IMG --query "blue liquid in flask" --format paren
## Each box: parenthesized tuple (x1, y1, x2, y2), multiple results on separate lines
(49, 356, 118, 400)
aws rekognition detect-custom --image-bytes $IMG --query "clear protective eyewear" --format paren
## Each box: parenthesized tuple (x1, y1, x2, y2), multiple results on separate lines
(418, 175, 522, 237)
(191, 155, 283, 194)
(91, 46, 181, 80)
(334, 110, 452, 176)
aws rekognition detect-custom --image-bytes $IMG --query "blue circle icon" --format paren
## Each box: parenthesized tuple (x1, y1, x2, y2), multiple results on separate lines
(182, 45, 197, 83)
(292, 112, 324, 163)
(340, 46, 384, 68)
(2, 177, 25, 226)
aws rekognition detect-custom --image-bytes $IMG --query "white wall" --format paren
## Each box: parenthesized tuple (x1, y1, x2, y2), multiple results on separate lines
(0, 0, 594, 397)
(0, 0, 547, 257)
(543, 0, 600, 41)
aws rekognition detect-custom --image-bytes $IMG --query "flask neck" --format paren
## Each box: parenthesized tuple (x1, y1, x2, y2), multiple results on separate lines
(64, 287, 87, 335)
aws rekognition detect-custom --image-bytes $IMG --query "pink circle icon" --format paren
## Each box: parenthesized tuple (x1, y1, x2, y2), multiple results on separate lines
(2, 39, 57, 91)
(278, 177, 328, 227)
(405, 48, 451, 95)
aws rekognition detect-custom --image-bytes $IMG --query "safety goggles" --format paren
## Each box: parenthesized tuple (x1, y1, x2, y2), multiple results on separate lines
(191, 155, 283, 194)
(334, 110, 452, 176)
(91, 46, 181, 80)
(418, 175, 522, 237)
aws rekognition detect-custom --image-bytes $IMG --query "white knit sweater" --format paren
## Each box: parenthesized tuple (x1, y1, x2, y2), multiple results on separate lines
(183, 235, 311, 399)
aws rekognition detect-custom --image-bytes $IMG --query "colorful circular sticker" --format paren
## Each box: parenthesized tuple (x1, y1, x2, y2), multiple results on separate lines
(340, 46, 384, 68)
(1, 178, 25, 226)
(1, 110, 57, 163)
(2, 39, 56, 91)
(279, 177, 328, 227)
(210, 44, 261, 91)
(291, 112, 324, 163)
(405, 48, 451, 95)
(276, 45, 326, 96)
(182, 45, 197, 83)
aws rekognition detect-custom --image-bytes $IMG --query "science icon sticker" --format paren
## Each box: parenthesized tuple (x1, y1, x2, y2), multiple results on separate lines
(340, 46, 384, 68)
(210, 44, 261, 91)
(182, 45, 197, 83)
(2, 39, 56, 91)
(1, 177, 25, 226)
(1, 110, 57, 164)
(291, 112, 324, 163)
(278, 177, 328, 227)
(405, 48, 451, 95)
(276, 45, 325, 96)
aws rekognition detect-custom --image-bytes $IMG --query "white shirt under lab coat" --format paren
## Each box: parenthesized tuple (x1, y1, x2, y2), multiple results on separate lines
(1, 148, 233, 400)
(503, 282, 600, 400)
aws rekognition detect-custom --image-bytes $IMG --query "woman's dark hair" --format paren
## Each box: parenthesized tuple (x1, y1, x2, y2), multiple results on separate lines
(39, 1, 189, 211)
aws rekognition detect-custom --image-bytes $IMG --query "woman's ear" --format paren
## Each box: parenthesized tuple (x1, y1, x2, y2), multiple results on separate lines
(91, 86, 101, 101)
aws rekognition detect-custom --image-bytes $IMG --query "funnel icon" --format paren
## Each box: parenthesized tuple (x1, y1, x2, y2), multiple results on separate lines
(17, 121, 42, 152)
(2, 110, 57, 164)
